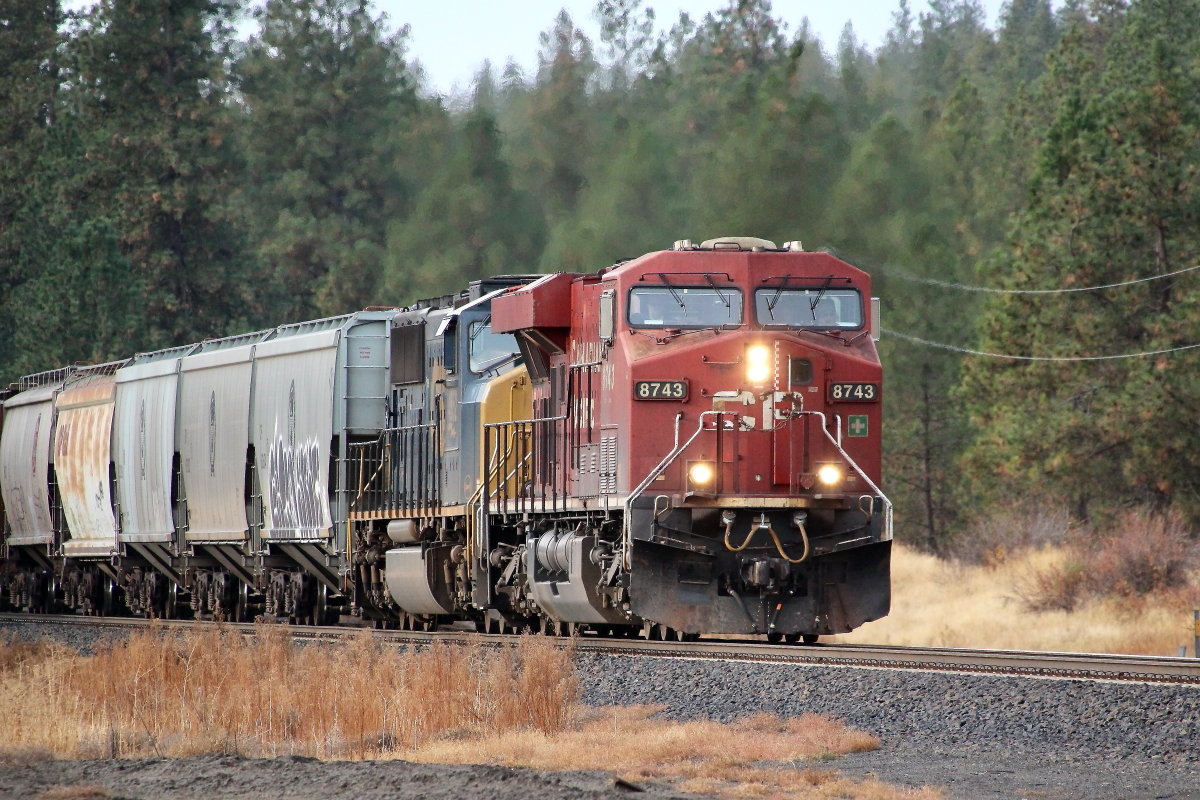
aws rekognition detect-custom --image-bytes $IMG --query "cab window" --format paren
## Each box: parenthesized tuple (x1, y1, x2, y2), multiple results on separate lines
(627, 286, 743, 329)
(755, 288, 863, 329)
(468, 321, 520, 373)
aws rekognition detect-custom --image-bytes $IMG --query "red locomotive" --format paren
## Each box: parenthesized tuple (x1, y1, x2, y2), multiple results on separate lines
(461, 236, 891, 640)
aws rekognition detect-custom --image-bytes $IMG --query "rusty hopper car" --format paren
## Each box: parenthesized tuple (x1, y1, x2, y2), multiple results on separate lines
(0, 237, 890, 641)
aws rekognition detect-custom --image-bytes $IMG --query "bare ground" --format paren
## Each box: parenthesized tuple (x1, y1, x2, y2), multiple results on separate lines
(0, 754, 696, 800)
(1, 746, 1197, 800)
(838, 743, 1200, 800)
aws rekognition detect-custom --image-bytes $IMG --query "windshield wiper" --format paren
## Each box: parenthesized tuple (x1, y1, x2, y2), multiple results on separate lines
(766, 275, 790, 313)
(809, 275, 834, 319)
(705, 273, 730, 308)
(657, 273, 687, 309)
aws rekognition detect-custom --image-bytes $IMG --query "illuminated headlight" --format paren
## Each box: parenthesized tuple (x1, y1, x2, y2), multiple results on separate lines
(747, 346, 771, 383)
(689, 463, 714, 484)
(817, 465, 841, 485)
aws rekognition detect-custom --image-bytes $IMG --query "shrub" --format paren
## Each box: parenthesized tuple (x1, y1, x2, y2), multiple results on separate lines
(1019, 509, 1196, 611)
(951, 502, 1073, 566)
(1016, 560, 1087, 612)
(1086, 510, 1194, 597)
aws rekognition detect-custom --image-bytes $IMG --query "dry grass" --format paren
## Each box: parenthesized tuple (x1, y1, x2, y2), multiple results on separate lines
(834, 544, 1200, 655)
(412, 707, 937, 799)
(0, 625, 579, 759)
(37, 787, 113, 800)
(0, 627, 941, 800)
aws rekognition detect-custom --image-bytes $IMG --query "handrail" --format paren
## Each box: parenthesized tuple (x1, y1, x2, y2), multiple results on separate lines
(796, 410, 892, 541)
(346, 422, 441, 519)
(622, 410, 727, 567)
(472, 415, 570, 565)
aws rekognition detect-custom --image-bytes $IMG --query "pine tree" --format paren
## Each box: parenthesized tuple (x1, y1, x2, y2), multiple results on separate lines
(961, 1, 1200, 519)
(0, 0, 63, 375)
(65, 0, 258, 349)
(236, 0, 422, 318)
(380, 100, 544, 303)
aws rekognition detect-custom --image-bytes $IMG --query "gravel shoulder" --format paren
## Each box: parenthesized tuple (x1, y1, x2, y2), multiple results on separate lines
(834, 743, 1200, 799)
(580, 652, 1200, 799)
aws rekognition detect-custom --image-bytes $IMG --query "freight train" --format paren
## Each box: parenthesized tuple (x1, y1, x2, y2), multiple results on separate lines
(0, 237, 891, 641)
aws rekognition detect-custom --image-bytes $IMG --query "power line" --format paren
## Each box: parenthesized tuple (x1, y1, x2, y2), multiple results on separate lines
(885, 263, 1200, 294)
(883, 329, 1200, 361)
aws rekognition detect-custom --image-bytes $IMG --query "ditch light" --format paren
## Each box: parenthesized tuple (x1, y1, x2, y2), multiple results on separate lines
(747, 345, 771, 384)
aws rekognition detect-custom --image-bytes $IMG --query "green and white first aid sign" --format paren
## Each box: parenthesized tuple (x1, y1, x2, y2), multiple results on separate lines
(848, 415, 869, 437)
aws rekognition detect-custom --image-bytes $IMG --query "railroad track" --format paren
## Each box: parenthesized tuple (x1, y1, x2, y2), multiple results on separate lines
(4, 612, 1200, 685)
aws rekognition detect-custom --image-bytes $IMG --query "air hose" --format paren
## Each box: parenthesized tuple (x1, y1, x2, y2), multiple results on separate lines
(724, 513, 810, 564)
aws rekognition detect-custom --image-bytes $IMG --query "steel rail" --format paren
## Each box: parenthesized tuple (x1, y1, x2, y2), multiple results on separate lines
(3, 613, 1200, 686)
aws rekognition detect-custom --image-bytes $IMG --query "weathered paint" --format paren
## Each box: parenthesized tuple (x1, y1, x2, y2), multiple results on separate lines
(56, 375, 118, 556)
(0, 384, 62, 545)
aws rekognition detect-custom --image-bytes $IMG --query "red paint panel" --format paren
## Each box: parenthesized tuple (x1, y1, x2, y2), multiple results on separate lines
(492, 273, 576, 333)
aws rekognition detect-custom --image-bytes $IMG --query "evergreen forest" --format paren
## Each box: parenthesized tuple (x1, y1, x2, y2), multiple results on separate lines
(2, 0, 1198, 549)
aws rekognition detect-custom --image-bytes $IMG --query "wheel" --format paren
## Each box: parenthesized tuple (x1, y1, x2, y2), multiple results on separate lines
(312, 584, 327, 626)
(101, 577, 116, 617)
(766, 632, 783, 643)
(237, 580, 253, 623)
(784, 633, 801, 644)
(802, 634, 819, 644)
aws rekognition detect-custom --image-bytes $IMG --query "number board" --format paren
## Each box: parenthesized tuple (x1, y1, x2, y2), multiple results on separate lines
(828, 382, 878, 402)
(634, 380, 688, 400)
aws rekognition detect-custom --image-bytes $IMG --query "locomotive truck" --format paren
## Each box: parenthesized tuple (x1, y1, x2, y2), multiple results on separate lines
(0, 236, 891, 641)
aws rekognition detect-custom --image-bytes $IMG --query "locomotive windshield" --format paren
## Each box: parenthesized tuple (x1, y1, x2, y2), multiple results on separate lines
(627, 286, 744, 328)
(468, 321, 520, 373)
(755, 288, 863, 329)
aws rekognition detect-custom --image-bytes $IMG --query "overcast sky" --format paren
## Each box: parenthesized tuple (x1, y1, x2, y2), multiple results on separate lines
(383, 0, 1008, 95)
(65, 1, 1010, 96)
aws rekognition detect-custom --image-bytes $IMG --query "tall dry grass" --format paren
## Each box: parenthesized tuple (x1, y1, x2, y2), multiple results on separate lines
(0, 628, 940, 800)
(0, 625, 578, 759)
(834, 543, 1200, 655)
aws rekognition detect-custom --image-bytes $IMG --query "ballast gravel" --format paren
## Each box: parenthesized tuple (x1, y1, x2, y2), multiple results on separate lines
(579, 651, 1200, 798)
(577, 652, 1200, 761)
(4, 619, 1199, 799)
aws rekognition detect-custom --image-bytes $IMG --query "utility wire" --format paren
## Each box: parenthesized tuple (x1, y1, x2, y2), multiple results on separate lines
(883, 329, 1200, 361)
(884, 263, 1200, 294)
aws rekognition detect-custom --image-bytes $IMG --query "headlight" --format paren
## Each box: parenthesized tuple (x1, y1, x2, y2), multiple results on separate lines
(817, 465, 841, 485)
(689, 463, 714, 484)
(747, 346, 771, 383)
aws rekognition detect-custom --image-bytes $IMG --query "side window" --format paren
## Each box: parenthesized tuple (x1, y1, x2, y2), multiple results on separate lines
(390, 323, 425, 384)
(469, 321, 520, 373)
(599, 289, 615, 343)
(443, 320, 457, 373)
